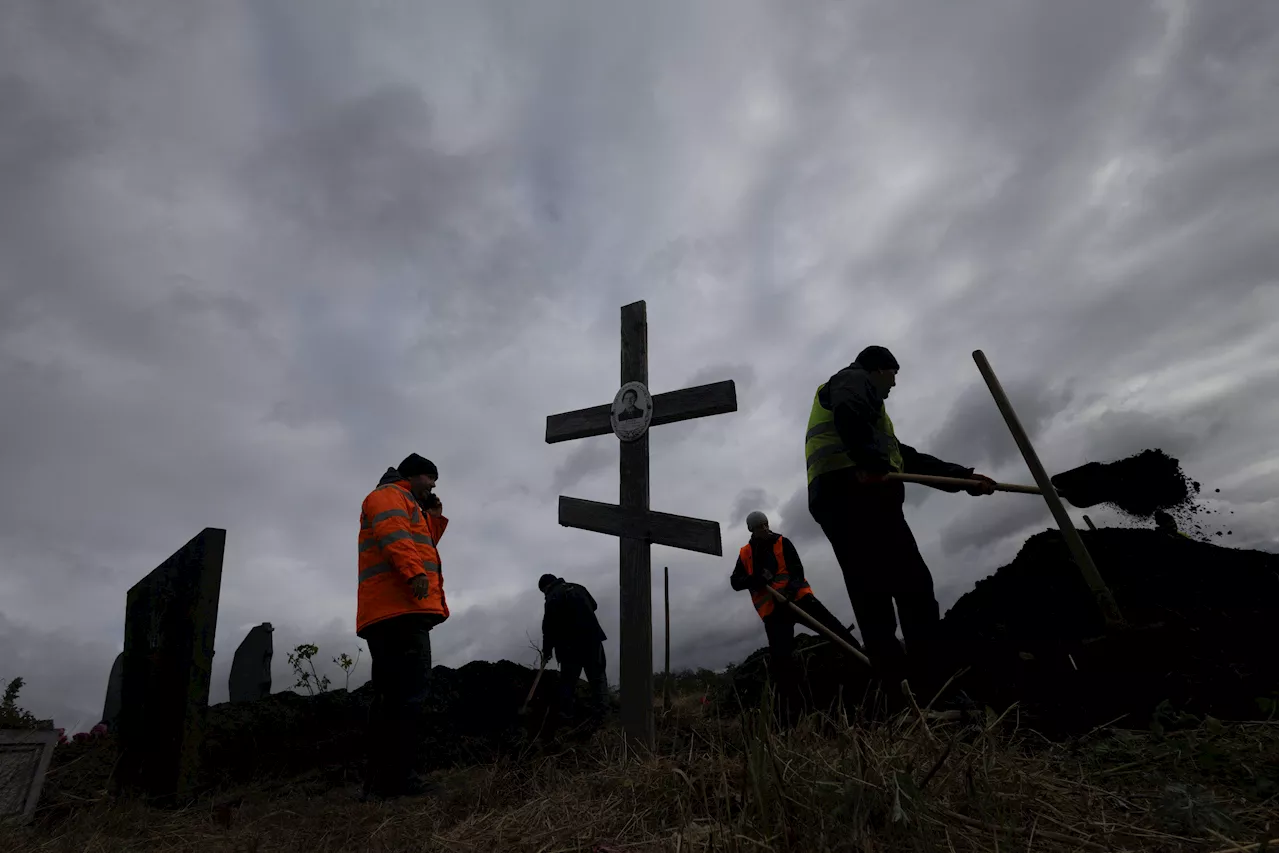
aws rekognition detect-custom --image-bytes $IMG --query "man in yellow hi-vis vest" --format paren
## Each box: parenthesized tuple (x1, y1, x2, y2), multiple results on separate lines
(805, 345, 996, 703)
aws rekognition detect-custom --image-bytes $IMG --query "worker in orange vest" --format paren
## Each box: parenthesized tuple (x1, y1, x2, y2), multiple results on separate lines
(731, 511, 863, 723)
(356, 453, 449, 800)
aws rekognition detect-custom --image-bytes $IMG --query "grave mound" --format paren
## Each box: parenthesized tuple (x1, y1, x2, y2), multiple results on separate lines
(725, 528, 1278, 734)
(198, 659, 590, 788)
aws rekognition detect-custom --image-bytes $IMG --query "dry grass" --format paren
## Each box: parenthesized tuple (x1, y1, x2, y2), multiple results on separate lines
(4, 691, 1276, 852)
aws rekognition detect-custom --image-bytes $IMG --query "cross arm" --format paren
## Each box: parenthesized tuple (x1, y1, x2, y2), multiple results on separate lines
(558, 497, 723, 556)
(545, 380, 738, 443)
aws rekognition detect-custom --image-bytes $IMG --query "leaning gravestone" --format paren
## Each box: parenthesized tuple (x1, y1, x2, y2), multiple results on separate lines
(0, 728, 58, 826)
(229, 622, 274, 703)
(117, 528, 225, 803)
(101, 652, 124, 730)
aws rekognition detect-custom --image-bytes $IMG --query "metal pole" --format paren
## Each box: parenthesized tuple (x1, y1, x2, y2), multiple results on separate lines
(971, 350, 1125, 628)
(663, 567, 672, 712)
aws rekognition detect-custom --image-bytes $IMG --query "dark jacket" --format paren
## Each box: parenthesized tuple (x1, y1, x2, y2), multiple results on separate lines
(730, 532, 807, 594)
(541, 578, 607, 662)
(809, 361, 975, 513)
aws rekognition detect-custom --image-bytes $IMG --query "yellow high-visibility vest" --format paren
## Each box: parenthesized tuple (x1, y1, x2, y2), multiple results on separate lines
(804, 384, 903, 485)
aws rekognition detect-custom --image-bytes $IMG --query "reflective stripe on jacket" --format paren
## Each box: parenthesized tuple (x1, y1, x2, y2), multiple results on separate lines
(737, 537, 813, 620)
(356, 469, 449, 635)
(805, 383, 903, 485)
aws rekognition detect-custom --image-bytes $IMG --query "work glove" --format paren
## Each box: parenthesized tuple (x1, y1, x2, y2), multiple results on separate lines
(410, 574, 431, 600)
(965, 473, 997, 496)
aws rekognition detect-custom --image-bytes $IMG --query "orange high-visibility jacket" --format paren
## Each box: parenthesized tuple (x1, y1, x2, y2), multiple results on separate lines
(734, 535, 813, 620)
(356, 470, 450, 636)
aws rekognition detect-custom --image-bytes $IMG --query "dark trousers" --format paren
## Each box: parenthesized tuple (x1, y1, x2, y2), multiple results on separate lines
(556, 643, 608, 720)
(812, 480, 942, 694)
(763, 594, 862, 718)
(361, 615, 433, 793)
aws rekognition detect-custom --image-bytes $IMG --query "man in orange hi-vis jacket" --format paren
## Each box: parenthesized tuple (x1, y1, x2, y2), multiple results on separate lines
(731, 511, 863, 725)
(357, 453, 448, 800)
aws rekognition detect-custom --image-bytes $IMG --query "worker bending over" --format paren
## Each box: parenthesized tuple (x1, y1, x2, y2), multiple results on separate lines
(356, 453, 449, 800)
(731, 511, 864, 722)
(539, 574, 609, 725)
(805, 346, 995, 705)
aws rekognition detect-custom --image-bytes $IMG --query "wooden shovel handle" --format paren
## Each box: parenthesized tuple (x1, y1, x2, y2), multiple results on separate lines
(521, 659, 548, 711)
(886, 472, 1043, 495)
(766, 587, 871, 668)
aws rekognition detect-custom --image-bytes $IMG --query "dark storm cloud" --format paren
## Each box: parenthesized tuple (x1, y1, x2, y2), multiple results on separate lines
(550, 437, 614, 495)
(729, 487, 775, 529)
(927, 379, 1077, 473)
(774, 484, 823, 549)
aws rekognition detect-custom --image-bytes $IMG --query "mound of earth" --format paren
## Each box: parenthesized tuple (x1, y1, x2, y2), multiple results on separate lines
(198, 659, 594, 789)
(940, 527, 1278, 734)
(723, 529, 1278, 735)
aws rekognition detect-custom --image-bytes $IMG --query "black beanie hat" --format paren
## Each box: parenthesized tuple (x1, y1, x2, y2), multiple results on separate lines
(538, 573, 558, 592)
(855, 345, 900, 372)
(398, 453, 438, 479)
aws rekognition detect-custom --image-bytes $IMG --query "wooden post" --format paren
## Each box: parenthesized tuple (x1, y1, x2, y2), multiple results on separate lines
(663, 566, 671, 712)
(545, 300, 738, 753)
(618, 301, 653, 748)
(971, 351, 1125, 628)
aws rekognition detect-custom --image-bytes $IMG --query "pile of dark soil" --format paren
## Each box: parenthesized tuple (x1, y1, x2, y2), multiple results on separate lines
(723, 529, 1278, 735)
(939, 527, 1277, 734)
(1052, 448, 1200, 518)
(196, 659, 592, 789)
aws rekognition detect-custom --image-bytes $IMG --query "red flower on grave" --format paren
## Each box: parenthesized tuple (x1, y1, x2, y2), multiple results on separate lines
(90, 724, 108, 738)
(55, 727, 67, 746)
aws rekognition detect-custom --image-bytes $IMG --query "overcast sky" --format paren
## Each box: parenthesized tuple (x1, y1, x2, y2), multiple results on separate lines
(2, 0, 1275, 732)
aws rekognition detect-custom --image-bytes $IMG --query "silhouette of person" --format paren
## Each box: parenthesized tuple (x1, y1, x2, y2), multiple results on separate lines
(617, 388, 645, 421)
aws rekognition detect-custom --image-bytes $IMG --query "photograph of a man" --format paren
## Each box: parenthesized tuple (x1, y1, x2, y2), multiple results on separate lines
(617, 388, 645, 421)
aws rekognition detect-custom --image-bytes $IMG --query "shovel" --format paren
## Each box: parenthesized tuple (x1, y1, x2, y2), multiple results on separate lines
(884, 471, 1110, 509)
(766, 587, 871, 668)
(519, 658, 548, 716)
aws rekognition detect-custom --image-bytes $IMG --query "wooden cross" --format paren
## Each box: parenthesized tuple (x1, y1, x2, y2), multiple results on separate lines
(545, 300, 737, 750)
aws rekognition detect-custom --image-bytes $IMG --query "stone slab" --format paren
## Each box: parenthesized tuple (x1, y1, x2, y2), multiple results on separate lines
(117, 528, 225, 801)
(0, 729, 58, 826)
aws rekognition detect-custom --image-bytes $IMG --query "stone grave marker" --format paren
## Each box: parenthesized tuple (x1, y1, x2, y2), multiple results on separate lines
(117, 528, 225, 802)
(0, 728, 58, 826)
(229, 622, 274, 703)
(101, 651, 123, 730)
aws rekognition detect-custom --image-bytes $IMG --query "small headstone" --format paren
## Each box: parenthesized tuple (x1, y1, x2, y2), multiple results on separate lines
(229, 623, 274, 703)
(101, 652, 124, 730)
(117, 528, 225, 802)
(0, 729, 58, 826)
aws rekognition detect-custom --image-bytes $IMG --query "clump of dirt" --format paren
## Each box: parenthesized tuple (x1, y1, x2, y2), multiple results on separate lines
(1051, 448, 1200, 518)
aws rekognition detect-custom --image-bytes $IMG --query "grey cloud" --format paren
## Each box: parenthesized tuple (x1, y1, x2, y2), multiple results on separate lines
(1079, 409, 1228, 469)
(684, 363, 758, 400)
(938, 497, 1056, 557)
(550, 437, 614, 495)
(729, 487, 774, 529)
(774, 483, 824, 549)
(927, 379, 1076, 472)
